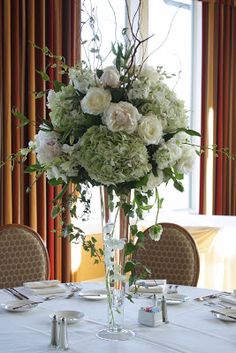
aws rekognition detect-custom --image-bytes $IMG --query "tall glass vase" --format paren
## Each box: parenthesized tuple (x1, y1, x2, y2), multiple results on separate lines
(97, 187, 135, 341)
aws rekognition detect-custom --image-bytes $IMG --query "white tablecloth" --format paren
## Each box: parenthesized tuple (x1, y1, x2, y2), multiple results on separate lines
(0, 283, 236, 353)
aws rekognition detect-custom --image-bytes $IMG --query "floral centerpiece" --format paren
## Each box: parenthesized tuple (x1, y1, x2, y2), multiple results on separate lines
(9, 4, 200, 341)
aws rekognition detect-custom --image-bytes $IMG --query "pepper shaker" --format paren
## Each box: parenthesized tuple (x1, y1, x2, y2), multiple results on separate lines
(153, 294, 158, 307)
(58, 317, 69, 350)
(50, 314, 58, 347)
(161, 295, 169, 323)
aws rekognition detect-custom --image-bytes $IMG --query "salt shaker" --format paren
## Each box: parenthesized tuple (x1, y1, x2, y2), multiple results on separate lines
(50, 314, 58, 347)
(161, 295, 169, 323)
(58, 317, 69, 350)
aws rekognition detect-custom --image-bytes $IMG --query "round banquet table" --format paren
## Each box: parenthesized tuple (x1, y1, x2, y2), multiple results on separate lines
(0, 282, 235, 353)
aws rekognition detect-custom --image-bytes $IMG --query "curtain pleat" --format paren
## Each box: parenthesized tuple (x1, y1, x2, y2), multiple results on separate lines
(199, 0, 236, 215)
(0, 0, 81, 282)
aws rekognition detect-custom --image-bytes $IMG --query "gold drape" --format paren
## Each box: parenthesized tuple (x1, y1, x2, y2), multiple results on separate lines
(0, 0, 80, 282)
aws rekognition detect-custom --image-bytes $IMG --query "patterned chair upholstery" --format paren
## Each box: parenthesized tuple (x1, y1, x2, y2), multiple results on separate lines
(0, 224, 50, 288)
(133, 222, 200, 286)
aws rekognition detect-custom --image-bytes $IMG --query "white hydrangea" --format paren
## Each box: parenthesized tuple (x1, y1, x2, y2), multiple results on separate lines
(81, 87, 111, 115)
(127, 78, 150, 100)
(47, 86, 83, 128)
(154, 139, 182, 170)
(138, 114, 163, 145)
(46, 166, 67, 183)
(69, 67, 95, 93)
(139, 65, 162, 84)
(103, 101, 141, 134)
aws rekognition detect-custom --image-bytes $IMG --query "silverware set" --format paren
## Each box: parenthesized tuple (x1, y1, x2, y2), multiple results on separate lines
(194, 292, 231, 302)
(4, 288, 42, 310)
(4, 283, 82, 310)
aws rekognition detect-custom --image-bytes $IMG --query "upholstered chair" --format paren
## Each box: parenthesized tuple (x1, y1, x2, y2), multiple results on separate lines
(0, 224, 50, 288)
(133, 222, 200, 286)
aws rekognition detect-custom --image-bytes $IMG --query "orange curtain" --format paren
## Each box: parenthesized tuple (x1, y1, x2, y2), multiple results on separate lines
(0, 0, 80, 281)
(199, 0, 236, 215)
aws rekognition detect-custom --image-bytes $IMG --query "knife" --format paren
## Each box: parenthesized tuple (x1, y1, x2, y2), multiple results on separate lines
(9, 288, 29, 300)
(12, 301, 42, 310)
(211, 310, 236, 321)
(5, 288, 24, 300)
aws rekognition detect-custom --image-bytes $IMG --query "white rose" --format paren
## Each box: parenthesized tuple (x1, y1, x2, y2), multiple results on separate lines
(101, 66, 120, 88)
(138, 115, 163, 145)
(81, 87, 111, 115)
(103, 101, 141, 134)
(175, 145, 196, 174)
(149, 224, 163, 241)
(142, 171, 164, 192)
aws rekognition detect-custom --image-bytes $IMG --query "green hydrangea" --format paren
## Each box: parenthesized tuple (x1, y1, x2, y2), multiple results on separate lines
(49, 85, 84, 129)
(79, 125, 151, 185)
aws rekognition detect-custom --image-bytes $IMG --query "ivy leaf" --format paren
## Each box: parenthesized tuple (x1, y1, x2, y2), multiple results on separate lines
(54, 80, 65, 92)
(174, 180, 184, 192)
(52, 205, 61, 219)
(96, 69, 103, 78)
(125, 242, 136, 256)
(12, 109, 30, 127)
(24, 164, 42, 173)
(110, 87, 126, 102)
(130, 224, 138, 236)
(48, 178, 64, 186)
(53, 183, 69, 202)
(36, 69, 50, 81)
(124, 261, 135, 273)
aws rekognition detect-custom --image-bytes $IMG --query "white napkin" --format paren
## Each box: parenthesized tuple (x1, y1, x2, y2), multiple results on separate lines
(130, 280, 166, 294)
(28, 287, 67, 295)
(23, 280, 61, 289)
(23, 280, 66, 296)
(220, 294, 236, 306)
(130, 286, 164, 294)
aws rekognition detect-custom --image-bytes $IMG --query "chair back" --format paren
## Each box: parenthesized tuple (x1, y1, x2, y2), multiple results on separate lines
(133, 222, 200, 286)
(0, 224, 50, 288)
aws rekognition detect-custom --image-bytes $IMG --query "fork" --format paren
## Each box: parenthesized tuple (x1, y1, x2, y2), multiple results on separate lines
(204, 301, 232, 309)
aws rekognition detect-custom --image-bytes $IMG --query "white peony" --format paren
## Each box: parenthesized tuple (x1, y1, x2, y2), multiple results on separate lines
(81, 87, 111, 115)
(102, 101, 141, 134)
(35, 129, 62, 165)
(138, 114, 163, 145)
(101, 66, 120, 88)
(175, 145, 196, 174)
(142, 171, 164, 192)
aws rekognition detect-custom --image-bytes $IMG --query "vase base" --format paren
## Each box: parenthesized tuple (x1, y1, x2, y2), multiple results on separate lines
(96, 328, 135, 341)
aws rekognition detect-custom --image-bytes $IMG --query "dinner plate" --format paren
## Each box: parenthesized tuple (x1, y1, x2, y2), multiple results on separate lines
(1, 300, 40, 312)
(166, 293, 190, 304)
(49, 311, 84, 324)
(211, 308, 236, 322)
(78, 289, 107, 300)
